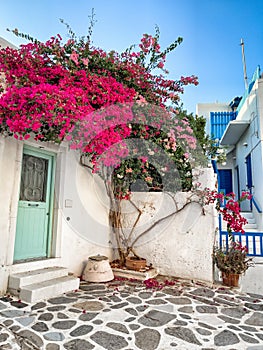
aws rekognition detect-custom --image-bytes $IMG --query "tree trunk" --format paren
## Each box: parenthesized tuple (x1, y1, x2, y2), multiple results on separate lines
(106, 175, 128, 266)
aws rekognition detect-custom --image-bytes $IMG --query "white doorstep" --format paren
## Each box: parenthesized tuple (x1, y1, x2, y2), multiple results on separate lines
(112, 267, 158, 281)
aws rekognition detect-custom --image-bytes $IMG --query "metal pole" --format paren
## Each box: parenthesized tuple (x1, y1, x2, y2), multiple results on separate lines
(240, 38, 248, 90)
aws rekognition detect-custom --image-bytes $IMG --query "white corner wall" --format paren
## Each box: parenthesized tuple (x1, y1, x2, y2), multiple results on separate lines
(59, 149, 113, 276)
(0, 137, 24, 294)
(239, 258, 263, 295)
(231, 79, 263, 221)
(121, 168, 217, 283)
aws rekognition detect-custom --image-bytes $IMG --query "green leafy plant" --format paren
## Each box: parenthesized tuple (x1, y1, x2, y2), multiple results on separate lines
(213, 241, 254, 275)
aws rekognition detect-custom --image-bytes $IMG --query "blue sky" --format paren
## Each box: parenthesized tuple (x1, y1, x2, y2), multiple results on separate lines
(1, 0, 263, 114)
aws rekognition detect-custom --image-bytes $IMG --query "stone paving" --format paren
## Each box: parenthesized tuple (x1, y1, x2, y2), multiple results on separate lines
(0, 276, 263, 349)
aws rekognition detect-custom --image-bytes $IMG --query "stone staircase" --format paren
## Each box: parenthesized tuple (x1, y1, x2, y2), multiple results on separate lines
(8, 266, 80, 303)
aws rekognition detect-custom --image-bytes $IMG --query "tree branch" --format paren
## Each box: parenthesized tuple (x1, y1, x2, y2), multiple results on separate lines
(126, 198, 143, 243)
(131, 196, 202, 248)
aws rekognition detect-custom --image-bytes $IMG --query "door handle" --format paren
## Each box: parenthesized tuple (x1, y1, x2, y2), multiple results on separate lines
(28, 203, 39, 207)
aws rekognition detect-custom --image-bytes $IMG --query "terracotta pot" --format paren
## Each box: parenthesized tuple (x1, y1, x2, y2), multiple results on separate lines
(125, 256, 146, 271)
(82, 255, 114, 282)
(222, 272, 240, 287)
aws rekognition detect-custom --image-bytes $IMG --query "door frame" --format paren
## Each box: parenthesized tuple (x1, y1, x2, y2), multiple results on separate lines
(218, 169, 233, 195)
(245, 153, 253, 211)
(14, 145, 56, 262)
(235, 165, 240, 201)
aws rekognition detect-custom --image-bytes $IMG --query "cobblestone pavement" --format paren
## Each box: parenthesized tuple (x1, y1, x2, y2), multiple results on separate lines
(0, 276, 263, 350)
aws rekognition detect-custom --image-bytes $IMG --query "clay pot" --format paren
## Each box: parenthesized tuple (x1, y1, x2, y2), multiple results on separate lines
(82, 255, 114, 282)
(125, 256, 146, 271)
(222, 272, 240, 287)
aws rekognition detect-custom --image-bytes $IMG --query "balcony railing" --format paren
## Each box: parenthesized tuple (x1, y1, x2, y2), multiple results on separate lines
(236, 65, 261, 115)
(219, 215, 263, 257)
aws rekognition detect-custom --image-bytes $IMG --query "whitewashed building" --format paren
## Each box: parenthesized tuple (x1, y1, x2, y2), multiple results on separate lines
(0, 37, 218, 301)
(197, 66, 263, 294)
(0, 135, 217, 300)
(196, 66, 263, 229)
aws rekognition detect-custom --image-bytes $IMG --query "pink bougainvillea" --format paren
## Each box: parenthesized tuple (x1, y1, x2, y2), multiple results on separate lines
(205, 189, 252, 233)
(0, 27, 199, 194)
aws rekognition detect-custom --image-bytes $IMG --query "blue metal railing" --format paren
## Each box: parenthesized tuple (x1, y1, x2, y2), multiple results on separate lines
(236, 65, 261, 115)
(219, 230, 263, 257)
(252, 196, 262, 213)
(219, 215, 263, 257)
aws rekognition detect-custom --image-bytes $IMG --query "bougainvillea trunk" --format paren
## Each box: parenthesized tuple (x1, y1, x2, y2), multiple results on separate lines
(109, 205, 127, 266)
(104, 174, 127, 266)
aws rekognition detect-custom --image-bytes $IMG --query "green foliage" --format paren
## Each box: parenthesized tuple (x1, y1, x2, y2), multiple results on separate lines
(6, 28, 40, 44)
(111, 120, 193, 198)
(213, 242, 254, 274)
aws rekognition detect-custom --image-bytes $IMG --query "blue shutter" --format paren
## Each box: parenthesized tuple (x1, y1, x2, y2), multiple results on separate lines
(210, 112, 237, 140)
(218, 169, 233, 195)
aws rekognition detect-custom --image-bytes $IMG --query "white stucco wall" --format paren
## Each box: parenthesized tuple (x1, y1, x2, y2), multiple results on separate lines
(0, 136, 217, 294)
(59, 149, 112, 276)
(0, 137, 22, 293)
(5, 129, 263, 292)
(120, 168, 217, 283)
(0, 137, 112, 294)
(240, 258, 263, 295)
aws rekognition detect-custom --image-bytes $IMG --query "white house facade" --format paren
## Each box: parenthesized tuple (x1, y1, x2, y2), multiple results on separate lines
(0, 136, 217, 299)
(196, 66, 263, 229)
(197, 66, 263, 294)
(0, 137, 113, 299)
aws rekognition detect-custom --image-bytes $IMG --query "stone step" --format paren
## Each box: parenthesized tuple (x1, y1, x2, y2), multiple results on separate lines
(221, 224, 258, 232)
(241, 212, 254, 219)
(244, 223, 258, 230)
(245, 217, 256, 224)
(112, 267, 158, 281)
(19, 275, 80, 303)
(9, 266, 68, 290)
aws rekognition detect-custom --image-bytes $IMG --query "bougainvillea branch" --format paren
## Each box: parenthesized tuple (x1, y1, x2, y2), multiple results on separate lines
(205, 190, 252, 234)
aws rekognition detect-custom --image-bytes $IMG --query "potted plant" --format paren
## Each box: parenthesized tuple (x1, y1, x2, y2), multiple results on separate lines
(206, 190, 254, 287)
(213, 240, 254, 287)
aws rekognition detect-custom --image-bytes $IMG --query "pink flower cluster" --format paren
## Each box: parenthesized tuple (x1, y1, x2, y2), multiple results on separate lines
(0, 31, 199, 176)
(144, 278, 176, 290)
(180, 76, 199, 86)
(139, 34, 160, 54)
(206, 190, 252, 233)
(0, 40, 136, 141)
(231, 241, 248, 253)
(0, 84, 93, 140)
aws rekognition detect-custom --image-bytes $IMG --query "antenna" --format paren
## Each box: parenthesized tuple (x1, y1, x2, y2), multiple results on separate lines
(240, 38, 248, 90)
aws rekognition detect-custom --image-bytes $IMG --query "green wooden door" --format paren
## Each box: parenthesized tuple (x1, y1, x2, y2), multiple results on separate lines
(14, 148, 55, 261)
